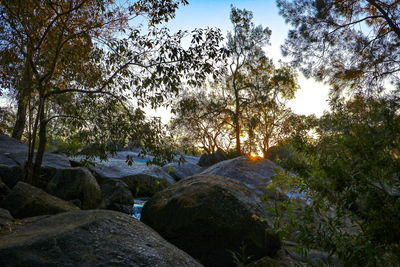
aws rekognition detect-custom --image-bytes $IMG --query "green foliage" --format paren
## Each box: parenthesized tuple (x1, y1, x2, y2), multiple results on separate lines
(229, 244, 255, 267)
(0, 106, 14, 135)
(277, 0, 400, 95)
(0, 0, 228, 179)
(276, 95, 400, 266)
(169, 89, 233, 155)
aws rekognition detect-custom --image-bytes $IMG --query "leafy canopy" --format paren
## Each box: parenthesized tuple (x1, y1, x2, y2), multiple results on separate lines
(278, 0, 400, 95)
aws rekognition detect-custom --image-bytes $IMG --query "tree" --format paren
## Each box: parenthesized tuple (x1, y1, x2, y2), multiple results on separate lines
(277, 0, 400, 96)
(169, 90, 234, 155)
(220, 7, 300, 155)
(168, 7, 300, 157)
(0, 0, 227, 183)
(279, 95, 400, 265)
(240, 58, 299, 156)
(224, 6, 272, 154)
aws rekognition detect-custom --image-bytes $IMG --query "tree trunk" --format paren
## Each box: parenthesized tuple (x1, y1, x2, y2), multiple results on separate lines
(12, 51, 33, 140)
(25, 94, 43, 184)
(234, 93, 241, 155)
(32, 112, 47, 186)
(12, 95, 28, 140)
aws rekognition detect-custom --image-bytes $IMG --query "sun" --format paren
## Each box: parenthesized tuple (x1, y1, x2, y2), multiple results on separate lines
(249, 152, 263, 161)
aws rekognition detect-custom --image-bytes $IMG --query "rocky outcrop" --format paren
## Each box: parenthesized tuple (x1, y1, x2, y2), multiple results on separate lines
(162, 162, 204, 181)
(0, 179, 10, 201)
(0, 135, 72, 189)
(0, 155, 24, 188)
(201, 156, 280, 195)
(198, 151, 225, 167)
(90, 161, 175, 197)
(1, 182, 79, 219)
(141, 174, 281, 267)
(0, 210, 203, 267)
(46, 167, 101, 209)
(0, 135, 27, 154)
(0, 208, 13, 230)
(99, 179, 133, 214)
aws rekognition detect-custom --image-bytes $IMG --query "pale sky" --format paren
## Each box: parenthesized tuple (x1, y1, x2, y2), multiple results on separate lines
(148, 0, 330, 122)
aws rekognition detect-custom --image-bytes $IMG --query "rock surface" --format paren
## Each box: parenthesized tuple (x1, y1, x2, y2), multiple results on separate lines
(0, 208, 13, 230)
(0, 135, 27, 154)
(90, 161, 175, 197)
(0, 164, 24, 189)
(46, 167, 101, 209)
(0, 179, 10, 201)
(197, 151, 225, 167)
(1, 182, 79, 218)
(201, 156, 279, 195)
(0, 210, 203, 267)
(141, 174, 281, 267)
(162, 162, 204, 181)
(99, 179, 133, 213)
(0, 135, 72, 189)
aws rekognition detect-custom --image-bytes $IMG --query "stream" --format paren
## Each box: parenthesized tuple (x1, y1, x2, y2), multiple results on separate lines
(132, 199, 146, 220)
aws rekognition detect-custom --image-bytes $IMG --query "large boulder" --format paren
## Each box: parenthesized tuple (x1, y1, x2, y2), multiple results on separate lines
(0, 165, 24, 189)
(141, 174, 281, 267)
(0, 135, 71, 169)
(201, 156, 280, 195)
(0, 154, 24, 188)
(0, 210, 202, 267)
(0, 208, 13, 230)
(0, 135, 27, 154)
(1, 182, 79, 219)
(162, 162, 204, 181)
(0, 135, 71, 189)
(197, 151, 225, 167)
(90, 161, 175, 197)
(46, 167, 101, 209)
(9, 152, 71, 189)
(99, 179, 133, 213)
(0, 179, 10, 201)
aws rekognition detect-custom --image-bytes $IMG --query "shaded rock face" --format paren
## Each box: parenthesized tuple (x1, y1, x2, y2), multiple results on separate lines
(90, 162, 175, 197)
(201, 157, 279, 195)
(99, 179, 133, 214)
(162, 162, 204, 181)
(0, 135, 72, 189)
(9, 152, 71, 189)
(141, 174, 281, 267)
(0, 210, 203, 267)
(0, 159, 24, 189)
(198, 152, 225, 167)
(1, 182, 79, 219)
(46, 167, 101, 209)
(0, 208, 13, 230)
(0, 179, 10, 201)
(0, 135, 27, 154)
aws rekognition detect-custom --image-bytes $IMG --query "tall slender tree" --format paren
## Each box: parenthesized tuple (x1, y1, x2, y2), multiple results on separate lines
(224, 6, 271, 154)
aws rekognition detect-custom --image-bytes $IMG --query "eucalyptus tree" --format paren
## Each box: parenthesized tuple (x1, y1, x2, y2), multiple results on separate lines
(223, 6, 272, 154)
(221, 7, 300, 155)
(0, 0, 227, 183)
(277, 0, 400, 96)
(241, 58, 299, 156)
(169, 90, 234, 155)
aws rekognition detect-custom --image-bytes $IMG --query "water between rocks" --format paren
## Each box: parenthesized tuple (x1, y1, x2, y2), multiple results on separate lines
(132, 199, 146, 220)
